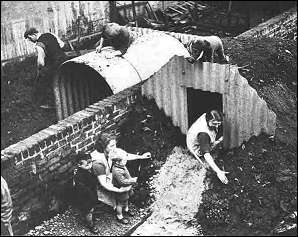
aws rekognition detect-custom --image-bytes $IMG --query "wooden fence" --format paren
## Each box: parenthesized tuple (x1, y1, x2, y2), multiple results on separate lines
(1, 1, 109, 62)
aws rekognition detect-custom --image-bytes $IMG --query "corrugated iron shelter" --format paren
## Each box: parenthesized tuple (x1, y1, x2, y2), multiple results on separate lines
(142, 56, 276, 149)
(54, 27, 276, 149)
(54, 32, 190, 120)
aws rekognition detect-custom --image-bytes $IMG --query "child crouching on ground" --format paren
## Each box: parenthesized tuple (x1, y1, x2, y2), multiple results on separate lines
(110, 148, 138, 224)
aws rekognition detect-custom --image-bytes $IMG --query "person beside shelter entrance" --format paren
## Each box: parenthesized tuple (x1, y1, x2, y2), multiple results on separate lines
(95, 22, 133, 58)
(90, 133, 151, 218)
(1, 176, 14, 236)
(24, 27, 66, 109)
(110, 148, 138, 224)
(72, 153, 99, 234)
(90, 132, 151, 222)
(186, 110, 229, 184)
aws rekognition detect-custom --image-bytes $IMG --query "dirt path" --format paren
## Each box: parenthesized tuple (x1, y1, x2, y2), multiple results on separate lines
(132, 147, 206, 236)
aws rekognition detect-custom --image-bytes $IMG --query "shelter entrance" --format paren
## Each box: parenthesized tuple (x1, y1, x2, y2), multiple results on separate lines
(187, 88, 223, 127)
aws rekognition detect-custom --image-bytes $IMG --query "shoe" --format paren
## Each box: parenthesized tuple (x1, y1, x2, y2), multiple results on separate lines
(88, 225, 99, 234)
(124, 210, 135, 217)
(117, 217, 129, 224)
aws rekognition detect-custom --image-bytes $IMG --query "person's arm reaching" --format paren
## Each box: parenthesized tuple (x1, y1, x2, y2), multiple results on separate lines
(204, 152, 229, 184)
(126, 152, 151, 161)
(115, 148, 151, 161)
(97, 175, 130, 193)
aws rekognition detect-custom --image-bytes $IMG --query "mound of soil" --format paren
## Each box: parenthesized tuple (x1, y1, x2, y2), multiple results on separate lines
(1, 57, 57, 150)
(196, 36, 297, 236)
(224, 36, 297, 93)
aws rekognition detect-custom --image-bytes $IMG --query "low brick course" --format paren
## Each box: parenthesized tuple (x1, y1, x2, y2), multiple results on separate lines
(1, 84, 142, 234)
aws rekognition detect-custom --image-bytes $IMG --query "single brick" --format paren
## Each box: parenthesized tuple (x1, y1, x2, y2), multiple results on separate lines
(22, 150, 29, 159)
(57, 132, 63, 140)
(78, 138, 92, 149)
(38, 140, 46, 149)
(59, 139, 67, 147)
(45, 138, 52, 146)
(33, 143, 41, 153)
(29, 146, 36, 156)
(83, 124, 92, 132)
(47, 148, 63, 160)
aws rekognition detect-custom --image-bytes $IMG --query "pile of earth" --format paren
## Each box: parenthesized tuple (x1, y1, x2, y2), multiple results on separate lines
(195, 36, 297, 236)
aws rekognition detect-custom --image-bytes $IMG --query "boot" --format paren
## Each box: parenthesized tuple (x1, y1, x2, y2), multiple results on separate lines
(86, 211, 99, 234)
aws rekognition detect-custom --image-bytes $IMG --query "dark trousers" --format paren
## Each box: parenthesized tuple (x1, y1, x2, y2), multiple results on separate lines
(34, 56, 66, 106)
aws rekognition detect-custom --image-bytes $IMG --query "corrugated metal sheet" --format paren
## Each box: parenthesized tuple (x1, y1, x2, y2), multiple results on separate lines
(141, 56, 276, 149)
(54, 32, 190, 120)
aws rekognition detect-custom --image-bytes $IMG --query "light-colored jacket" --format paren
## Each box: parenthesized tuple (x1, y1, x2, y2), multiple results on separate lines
(186, 113, 217, 155)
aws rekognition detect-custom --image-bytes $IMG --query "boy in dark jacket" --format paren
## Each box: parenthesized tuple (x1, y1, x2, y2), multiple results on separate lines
(73, 153, 99, 234)
(110, 148, 137, 224)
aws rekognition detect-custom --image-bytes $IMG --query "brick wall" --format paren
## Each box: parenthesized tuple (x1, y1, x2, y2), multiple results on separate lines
(237, 7, 297, 39)
(1, 83, 142, 234)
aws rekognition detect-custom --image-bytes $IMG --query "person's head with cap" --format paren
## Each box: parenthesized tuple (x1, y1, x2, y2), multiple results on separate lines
(206, 110, 223, 131)
(24, 27, 40, 43)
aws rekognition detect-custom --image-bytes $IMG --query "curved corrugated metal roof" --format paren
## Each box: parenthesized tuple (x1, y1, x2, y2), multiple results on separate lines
(59, 32, 190, 94)
(54, 31, 190, 120)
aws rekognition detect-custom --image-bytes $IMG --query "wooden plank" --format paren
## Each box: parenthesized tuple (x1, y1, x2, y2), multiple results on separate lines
(147, 2, 159, 21)
(176, 5, 188, 11)
(116, 1, 147, 10)
(168, 7, 184, 15)
(183, 2, 195, 7)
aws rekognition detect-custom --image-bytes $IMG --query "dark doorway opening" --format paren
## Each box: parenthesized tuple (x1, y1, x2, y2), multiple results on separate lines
(187, 88, 223, 127)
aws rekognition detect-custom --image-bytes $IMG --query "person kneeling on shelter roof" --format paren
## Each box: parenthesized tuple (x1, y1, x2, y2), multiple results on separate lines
(186, 110, 229, 184)
(95, 22, 133, 58)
